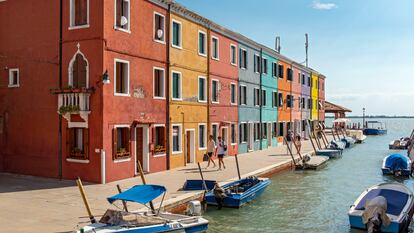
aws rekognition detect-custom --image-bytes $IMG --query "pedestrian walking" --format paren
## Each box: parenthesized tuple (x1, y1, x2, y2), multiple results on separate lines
(295, 135, 302, 152)
(205, 135, 216, 169)
(215, 136, 227, 170)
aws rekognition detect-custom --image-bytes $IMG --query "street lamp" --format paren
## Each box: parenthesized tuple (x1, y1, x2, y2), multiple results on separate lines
(362, 108, 366, 129)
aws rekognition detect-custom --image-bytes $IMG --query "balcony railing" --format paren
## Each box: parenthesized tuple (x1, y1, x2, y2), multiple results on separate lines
(58, 92, 90, 113)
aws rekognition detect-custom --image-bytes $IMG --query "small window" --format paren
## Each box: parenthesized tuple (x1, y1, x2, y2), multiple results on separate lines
(262, 58, 268, 74)
(254, 123, 260, 141)
(272, 122, 277, 137)
(302, 74, 306, 85)
(272, 92, 277, 108)
(287, 68, 293, 81)
(114, 59, 129, 95)
(308, 76, 311, 87)
(70, 0, 88, 28)
(211, 37, 219, 60)
(240, 49, 247, 69)
(231, 124, 236, 144)
(262, 123, 267, 139)
(212, 124, 219, 142)
(113, 127, 130, 159)
(8, 68, 19, 88)
(154, 12, 165, 42)
(198, 31, 207, 56)
(230, 45, 237, 65)
(239, 85, 247, 105)
(172, 125, 182, 153)
(171, 71, 182, 100)
(262, 90, 266, 106)
(278, 93, 283, 107)
(70, 53, 88, 88)
(115, 0, 130, 31)
(199, 124, 206, 149)
(154, 126, 166, 155)
(68, 128, 88, 160)
(298, 73, 301, 83)
(272, 62, 277, 77)
(253, 88, 260, 106)
(278, 64, 284, 79)
(254, 55, 260, 73)
(198, 76, 206, 102)
(278, 122, 284, 137)
(211, 80, 219, 103)
(239, 123, 247, 143)
(172, 20, 182, 48)
(230, 83, 237, 104)
(153, 68, 165, 99)
(302, 97, 306, 109)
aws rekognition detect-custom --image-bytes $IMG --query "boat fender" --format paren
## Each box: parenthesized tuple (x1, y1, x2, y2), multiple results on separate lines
(186, 200, 202, 216)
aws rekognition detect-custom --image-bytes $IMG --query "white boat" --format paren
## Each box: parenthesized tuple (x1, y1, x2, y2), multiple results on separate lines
(348, 130, 367, 143)
(389, 137, 411, 150)
(348, 183, 414, 232)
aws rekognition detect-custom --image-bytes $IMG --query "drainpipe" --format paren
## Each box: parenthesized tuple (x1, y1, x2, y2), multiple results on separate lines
(290, 63, 293, 137)
(259, 48, 263, 150)
(165, 3, 171, 170)
(58, 0, 63, 180)
(100, 150, 106, 184)
(207, 24, 211, 140)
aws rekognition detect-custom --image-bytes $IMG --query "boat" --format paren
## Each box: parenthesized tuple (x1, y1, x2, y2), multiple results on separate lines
(341, 136, 356, 148)
(204, 176, 271, 208)
(382, 153, 412, 176)
(363, 121, 388, 135)
(182, 180, 216, 191)
(348, 183, 414, 232)
(315, 148, 342, 158)
(78, 184, 209, 233)
(348, 130, 367, 143)
(389, 137, 411, 150)
(328, 140, 346, 151)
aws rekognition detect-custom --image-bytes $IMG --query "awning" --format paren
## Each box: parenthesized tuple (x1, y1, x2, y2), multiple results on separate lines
(107, 185, 166, 204)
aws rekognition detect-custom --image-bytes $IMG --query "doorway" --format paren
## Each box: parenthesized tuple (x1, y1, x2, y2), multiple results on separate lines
(267, 123, 272, 147)
(248, 122, 254, 151)
(185, 130, 195, 164)
(135, 126, 149, 174)
(221, 127, 228, 155)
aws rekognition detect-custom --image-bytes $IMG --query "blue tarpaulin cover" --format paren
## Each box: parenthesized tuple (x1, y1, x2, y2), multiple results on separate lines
(385, 154, 409, 171)
(355, 189, 409, 216)
(107, 185, 166, 204)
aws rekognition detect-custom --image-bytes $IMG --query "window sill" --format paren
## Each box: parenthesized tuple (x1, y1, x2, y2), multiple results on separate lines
(66, 158, 90, 164)
(198, 147, 207, 151)
(154, 96, 166, 100)
(231, 143, 237, 146)
(198, 53, 207, 57)
(240, 142, 247, 144)
(230, 103, 237, 106)
(68, 24, 90, 30)
(172, 151, 182, 155)
(153, 153, 166, 158)
(211, 57, 220, 61)
(8, 84, 20, 88)
(114, 157, 131, 163)
(154, 39, 166, 44)
(231, 63, 237, 66)
(212, 101, 219, 104)
(172, 98, 183, 101)
(114, 93, 131, 97)
(172, 44, 182, 50)
(198, 100, 207, 103)
(114, 27, 131, 34)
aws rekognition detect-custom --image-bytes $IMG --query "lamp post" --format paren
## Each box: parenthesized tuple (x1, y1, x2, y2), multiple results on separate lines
(362, 108, 366, 129)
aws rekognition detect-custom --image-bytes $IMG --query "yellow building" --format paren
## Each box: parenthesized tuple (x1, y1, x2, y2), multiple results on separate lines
(169, 12, 208, 169)
(311, 73, 319, 121)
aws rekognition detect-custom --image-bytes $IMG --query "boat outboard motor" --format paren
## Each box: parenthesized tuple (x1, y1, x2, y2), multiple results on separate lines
(362, 196, 391, 233)
(186, 200, 202, 216)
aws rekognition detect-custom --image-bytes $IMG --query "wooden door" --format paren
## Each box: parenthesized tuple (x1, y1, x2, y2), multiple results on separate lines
(136, 128, 143, 171)
(186, 132, 191, 163)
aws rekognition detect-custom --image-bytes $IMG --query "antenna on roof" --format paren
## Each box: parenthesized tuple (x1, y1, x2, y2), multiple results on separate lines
(305, 33, 309, 67)
(275, 36, 281, 53)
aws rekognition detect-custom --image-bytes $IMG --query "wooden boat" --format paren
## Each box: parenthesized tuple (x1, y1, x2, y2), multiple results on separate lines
(204, 176, 271, 208)
(389, 137, 411, 150)
(78, 185, 209, 233)
(363, 121, 387, 135)
(348, 183, 414, 232)
(382, 154, 412, 176)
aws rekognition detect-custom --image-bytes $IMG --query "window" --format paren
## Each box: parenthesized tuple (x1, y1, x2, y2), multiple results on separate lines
(199, 124, 206, 149)
(211, 80, 219, 103)
(262, 90, 266, 106)
(211, 37, 219, 60)
(172, 20, 182, 48)
(287, 68, 293, 81)
(286, 95, 292, 108)
(239, 85, 247, 105)
(8, 68, 19, 88)
(272, 122, 277, 137)
(240, 49, 247, 69)
(254, 55, 260, 73)
(291, 95, 295, 108)
(254, 88, 260, 106)
(230, 83, 237, 104)
(278, 122, 284, 137)
(198, 76, 206, 102)
(171, 71, 182, 100)
(302, 74, 306, 85)
(212, 124, 219, 142)
(231, 124, 236, 144)
(113, 127, 130, 159)
(254, 123, 260, 141)
(68, 128, 88, 159)
(302, 120, 306, 132)
(278, 64, 284, 79)
(154, 12, 165, 42)
(308, 98, 312, 110)
(262, 123, 267, 139)
(114, 59, 129, 95)
(153, 126, 166, 154)
(278, 93, 283, 107)
(198, 31, 207, 56)
(115, 0, 130, 31)
(172, 125, 182, 153)
(70, 0, 88, 28)
(302, 97, 306, 109)
(262, 58, 268, 74)
(153, 67, 165, 99)
(272, 62, 277, 77)
(272, 92, 277, 108)
(239, 123, 247, 143)
(308, 76, 311, 87)
(69, 53, 88, 88)
(230, 44, 237, 65)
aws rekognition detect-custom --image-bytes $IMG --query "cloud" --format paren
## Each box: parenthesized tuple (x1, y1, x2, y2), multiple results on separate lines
(312, 1, 337, 10)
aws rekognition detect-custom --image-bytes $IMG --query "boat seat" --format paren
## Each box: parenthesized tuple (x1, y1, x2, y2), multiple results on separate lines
(99, 209, 167, 227)
(355, 189, 409, 216)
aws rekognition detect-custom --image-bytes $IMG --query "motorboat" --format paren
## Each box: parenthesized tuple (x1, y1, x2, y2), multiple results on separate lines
(348, 130, 367, 143)
(363, 121, 387, 135)
(348, 183, 414, 232)
(315, 148, 342, 158)
(382, 154, 412, 176)
(389, 137, 411, 150)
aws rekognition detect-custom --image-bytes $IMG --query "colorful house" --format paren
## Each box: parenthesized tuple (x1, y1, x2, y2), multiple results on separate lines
(291, 63, 302, 137)
(318, 75, 326, 124)
(299, 68, 312, 138)
(277, 59, 293, 143)
(311, 72, 319, 124)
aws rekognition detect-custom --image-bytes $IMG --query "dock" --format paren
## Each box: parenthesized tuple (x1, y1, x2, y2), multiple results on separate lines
(295, 155, 329, 170)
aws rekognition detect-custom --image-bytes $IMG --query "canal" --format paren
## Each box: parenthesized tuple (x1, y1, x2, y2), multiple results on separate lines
(204, 118, 414, 233)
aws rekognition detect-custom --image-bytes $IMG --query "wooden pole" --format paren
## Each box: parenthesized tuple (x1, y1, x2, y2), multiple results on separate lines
(318, 129, 328, 149)
(312, 129, 322, 149)
(319, 124, 331, 146)
(292, 136, 303, 161)
(116, 184, 129, 212)
(284, 137, 297, 166)
(197, 162, 208, 191)
(235, 154, 241, 180)
(331, 128, 337, 141)
(137, 160, 155, 213)
(306, 121, 317, 153)
(76, 178, 96, 224)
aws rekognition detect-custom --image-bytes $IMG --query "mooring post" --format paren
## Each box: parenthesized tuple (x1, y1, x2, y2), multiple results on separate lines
(116, 184, 129, 212)
(137, 161, 155, 213)
(235, 155, 242, 180)
(284, 137, 297, 167)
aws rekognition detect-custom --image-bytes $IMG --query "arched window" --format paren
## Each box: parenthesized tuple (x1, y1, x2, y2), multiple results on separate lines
(69, 49, 89, 88)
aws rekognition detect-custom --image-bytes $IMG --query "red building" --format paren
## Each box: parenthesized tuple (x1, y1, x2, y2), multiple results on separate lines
(0, 0, 169, 183)
(208, 28, 239, 156)
(318, 75, 326, 123)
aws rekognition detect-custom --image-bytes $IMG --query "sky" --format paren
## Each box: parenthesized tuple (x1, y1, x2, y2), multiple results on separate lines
(175, 0, 414, 116)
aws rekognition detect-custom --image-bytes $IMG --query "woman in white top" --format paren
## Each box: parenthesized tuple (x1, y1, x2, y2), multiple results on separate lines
(206, 135, 216, 168)
(215, 136, 226, 170)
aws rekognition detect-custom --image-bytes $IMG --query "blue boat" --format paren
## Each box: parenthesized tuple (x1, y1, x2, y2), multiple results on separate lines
(348, 183, 414, 232)
(182, 180, 216, 191)
(77, 185, 209, 233)
(316, 148, 342, 158)
(329, 140, 346, 150)
(340, 136, 355, 148)
(382, 154, 412, 176)
(363, 121, 388, 135)
(204, 177, 271, 208)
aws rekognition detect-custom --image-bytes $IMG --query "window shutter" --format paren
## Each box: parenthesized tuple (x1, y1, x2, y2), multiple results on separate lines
(116, 0, 123, 27)
(72, 57, 79, 87)
(77, 54, 87, 88)
(127, 128, 131, 153)
(66, 128, 72, 157)
(75, 0, 81, 25)
(80, 0, 87, 25)
(112, 128, 117, 159)
(83, 128, 89, 159)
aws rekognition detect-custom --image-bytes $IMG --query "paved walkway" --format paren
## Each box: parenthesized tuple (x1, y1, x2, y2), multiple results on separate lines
(0, 136, 331, 233)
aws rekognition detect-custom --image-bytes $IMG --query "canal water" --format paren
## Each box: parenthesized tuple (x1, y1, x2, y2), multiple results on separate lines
(204, 118, 414, 233)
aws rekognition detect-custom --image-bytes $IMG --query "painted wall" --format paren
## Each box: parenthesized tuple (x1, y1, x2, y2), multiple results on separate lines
(169, 13, 208, 169)
(300, 69, 311, 137)
(277, 59, 292, 142)
(238, 43, 261, 154)
(209, 30, 238, 156)
(291, 64, 302, 136)
(311, 73, 319, 121)
(319, 76, 326, 122)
